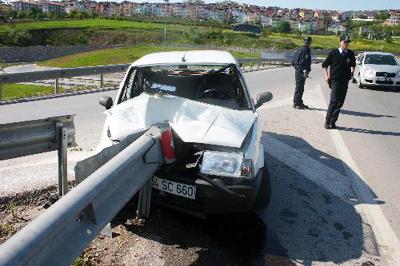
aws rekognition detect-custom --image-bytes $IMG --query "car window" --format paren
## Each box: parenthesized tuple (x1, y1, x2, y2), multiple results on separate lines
(364, 55, 398, 66)
(119, 68, 136, 103)
(119, 64, 252, 110)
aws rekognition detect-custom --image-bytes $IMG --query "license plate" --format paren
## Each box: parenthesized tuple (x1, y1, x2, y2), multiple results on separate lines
(377, 77, 390, 81)
(152, 176, 196, 200)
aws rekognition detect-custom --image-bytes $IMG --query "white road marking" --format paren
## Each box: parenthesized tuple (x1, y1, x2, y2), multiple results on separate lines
(262, 135, 354, 201)
(314, 85, 400, 265)
(258, 97, 292, 110)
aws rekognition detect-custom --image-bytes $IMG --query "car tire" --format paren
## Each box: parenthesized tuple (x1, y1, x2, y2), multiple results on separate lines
(357, 74, 364, 89)
(351, 76, 356, 83)
(252, 162, 271, 211)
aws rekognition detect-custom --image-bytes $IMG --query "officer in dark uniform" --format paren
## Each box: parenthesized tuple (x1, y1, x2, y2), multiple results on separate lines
(322, 35, 356, 129)
(292, 36, 312, 109)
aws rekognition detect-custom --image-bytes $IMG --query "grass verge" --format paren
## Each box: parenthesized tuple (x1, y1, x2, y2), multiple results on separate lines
(0, 84, 54, 100)
(40, 45, 260, 68)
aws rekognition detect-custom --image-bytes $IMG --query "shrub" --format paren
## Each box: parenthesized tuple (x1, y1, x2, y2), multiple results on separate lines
(5, 29, 32, 46)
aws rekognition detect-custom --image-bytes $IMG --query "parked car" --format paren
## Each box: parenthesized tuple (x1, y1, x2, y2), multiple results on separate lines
(353, 52, 400, 89)
(97, 50, 273, 217)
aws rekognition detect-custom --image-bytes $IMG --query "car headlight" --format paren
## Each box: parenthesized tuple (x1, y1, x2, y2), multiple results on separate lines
(200, 151, 245, 178)
(364, 69, 374, 77)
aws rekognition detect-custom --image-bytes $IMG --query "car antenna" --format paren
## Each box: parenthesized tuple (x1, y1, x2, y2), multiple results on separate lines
(181, 53, 186, 62)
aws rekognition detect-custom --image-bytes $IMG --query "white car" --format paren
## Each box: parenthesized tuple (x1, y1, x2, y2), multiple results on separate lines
(353, 52, 400, 89)
(97, 50, 273, 216)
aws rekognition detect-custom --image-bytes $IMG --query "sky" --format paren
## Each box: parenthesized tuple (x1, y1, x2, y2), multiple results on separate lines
(133, 0, 400, 11)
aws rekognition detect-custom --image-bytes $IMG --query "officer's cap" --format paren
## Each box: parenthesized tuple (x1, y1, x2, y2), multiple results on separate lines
(304, 37, 312, 43)
(340, 35, 351, 43)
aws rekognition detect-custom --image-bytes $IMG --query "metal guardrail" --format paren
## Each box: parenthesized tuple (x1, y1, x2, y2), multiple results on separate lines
(0, 58, 312, 99)
(0, 126, 164, 266)
(0, 64, 129, 85)
(0, 115, 76, 195)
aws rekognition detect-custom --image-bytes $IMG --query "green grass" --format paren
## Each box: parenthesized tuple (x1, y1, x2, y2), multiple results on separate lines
(40, 45, 260, 68)
(0, 18, 207, 35)
(0, 83, 54, 100)
(267, 33, 400, 53)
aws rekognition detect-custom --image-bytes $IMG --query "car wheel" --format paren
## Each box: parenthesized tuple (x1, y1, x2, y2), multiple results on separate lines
(252, 162, 271, 210)
(357, 74, 364, 89)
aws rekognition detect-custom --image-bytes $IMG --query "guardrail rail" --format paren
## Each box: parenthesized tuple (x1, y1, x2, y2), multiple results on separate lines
(0, 126, 164, 265)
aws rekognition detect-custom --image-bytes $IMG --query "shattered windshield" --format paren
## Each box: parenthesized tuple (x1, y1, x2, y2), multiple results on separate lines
(119, 64, 251, 110)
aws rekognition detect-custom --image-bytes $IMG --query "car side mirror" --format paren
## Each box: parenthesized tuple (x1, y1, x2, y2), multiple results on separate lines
(99, 95, 113, 109)
(255, 91, 273, 109)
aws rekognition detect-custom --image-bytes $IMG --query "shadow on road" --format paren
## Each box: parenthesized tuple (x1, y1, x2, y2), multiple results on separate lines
(308, 108, 396, 119)
(336, 126, 400, 136)
(259, 132, 381, 264)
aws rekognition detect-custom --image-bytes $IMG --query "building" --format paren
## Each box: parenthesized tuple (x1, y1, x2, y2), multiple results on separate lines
(12, 1, 41, 12)
(388, 11, 400, 25)
(40, 1, 64, 14)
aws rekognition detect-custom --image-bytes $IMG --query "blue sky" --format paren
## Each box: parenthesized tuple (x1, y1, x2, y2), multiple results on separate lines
(134, 1, 399, 11)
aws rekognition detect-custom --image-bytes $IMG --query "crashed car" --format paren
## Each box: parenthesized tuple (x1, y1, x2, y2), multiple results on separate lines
(97, 50, 272, 217)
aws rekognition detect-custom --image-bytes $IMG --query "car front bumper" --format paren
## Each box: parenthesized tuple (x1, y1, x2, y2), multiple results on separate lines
(361, 76, 400, 87)
(152, 168, 263, 217)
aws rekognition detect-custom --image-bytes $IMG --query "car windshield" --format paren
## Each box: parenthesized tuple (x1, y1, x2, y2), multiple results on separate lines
(119, 64, 252, 110)
(364, 54, 398, 65)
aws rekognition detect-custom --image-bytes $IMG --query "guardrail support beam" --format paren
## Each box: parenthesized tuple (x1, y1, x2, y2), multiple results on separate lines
(57, 123, 68, 196)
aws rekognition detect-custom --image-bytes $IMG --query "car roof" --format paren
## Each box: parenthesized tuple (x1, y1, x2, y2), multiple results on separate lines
(131, 50, 238, 67)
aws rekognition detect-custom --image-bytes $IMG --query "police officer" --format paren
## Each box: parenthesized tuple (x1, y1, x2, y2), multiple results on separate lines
(292, 36, 312, 109)
(322, 35, 356, 129)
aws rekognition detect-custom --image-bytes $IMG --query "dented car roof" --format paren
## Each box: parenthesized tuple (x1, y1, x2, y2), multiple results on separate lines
(131, 50, 238, 67)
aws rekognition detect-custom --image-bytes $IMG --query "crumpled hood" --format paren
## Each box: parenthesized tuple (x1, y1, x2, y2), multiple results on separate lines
(106, 93, 256, 148)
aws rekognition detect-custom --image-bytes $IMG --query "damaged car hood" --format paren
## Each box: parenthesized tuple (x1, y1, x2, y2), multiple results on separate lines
(106, 93, 256, 148)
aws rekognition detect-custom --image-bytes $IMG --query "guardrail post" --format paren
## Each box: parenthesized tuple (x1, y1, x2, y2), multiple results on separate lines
(56, 122, 68, 196)
(100, 74, 104, 88)
(54, 78, 59, 93)
(136, 179, 152, 219)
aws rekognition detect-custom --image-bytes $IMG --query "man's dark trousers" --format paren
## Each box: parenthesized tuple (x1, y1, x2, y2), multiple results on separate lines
(294, 69, 305, 104)
(326, 79, 348, 125)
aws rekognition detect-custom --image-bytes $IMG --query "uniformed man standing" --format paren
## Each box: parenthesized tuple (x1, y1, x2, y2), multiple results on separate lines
(322, 35, 356, 129)
(292, 37, 312, 109)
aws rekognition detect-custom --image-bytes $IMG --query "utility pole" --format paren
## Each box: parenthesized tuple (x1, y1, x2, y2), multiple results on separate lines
(163, 0, 169, 46)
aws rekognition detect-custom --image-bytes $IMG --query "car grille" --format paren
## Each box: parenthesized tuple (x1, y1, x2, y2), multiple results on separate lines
(376, 72, 396, 78)
(376, 80, 394, 85)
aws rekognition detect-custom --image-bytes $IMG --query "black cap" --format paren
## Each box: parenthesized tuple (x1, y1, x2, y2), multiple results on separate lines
(340, 35, 351, 43)
(304, 37, 312, 43)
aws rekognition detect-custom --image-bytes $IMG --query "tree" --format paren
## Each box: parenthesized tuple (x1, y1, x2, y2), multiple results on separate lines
(276, 21, 291, 34)
(374, 11, 389, 20)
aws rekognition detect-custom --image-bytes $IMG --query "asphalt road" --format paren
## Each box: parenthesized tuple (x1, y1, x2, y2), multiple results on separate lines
(1, 65, 399, 264)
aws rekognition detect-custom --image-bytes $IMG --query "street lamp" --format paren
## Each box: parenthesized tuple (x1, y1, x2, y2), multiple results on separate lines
(163, 0, 169, 45)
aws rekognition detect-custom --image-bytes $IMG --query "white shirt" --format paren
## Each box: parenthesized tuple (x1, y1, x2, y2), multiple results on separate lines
(338, 47, 347, 54)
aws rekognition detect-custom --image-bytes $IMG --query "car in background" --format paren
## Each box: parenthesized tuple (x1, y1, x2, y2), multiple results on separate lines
(353, 52, 400, 89)
(97, 50, 273, 217)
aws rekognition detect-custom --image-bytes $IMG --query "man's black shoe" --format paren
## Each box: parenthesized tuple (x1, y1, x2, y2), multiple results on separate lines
(293, 103, 309, 109)
(324, 123, 337, 129)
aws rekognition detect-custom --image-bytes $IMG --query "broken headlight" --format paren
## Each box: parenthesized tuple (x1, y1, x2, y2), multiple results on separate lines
(200, 151, 244, 178)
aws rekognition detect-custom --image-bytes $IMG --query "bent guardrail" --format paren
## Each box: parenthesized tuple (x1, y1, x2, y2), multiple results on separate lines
(0, 115, 76, 195)
(0, 126, 164, 266)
